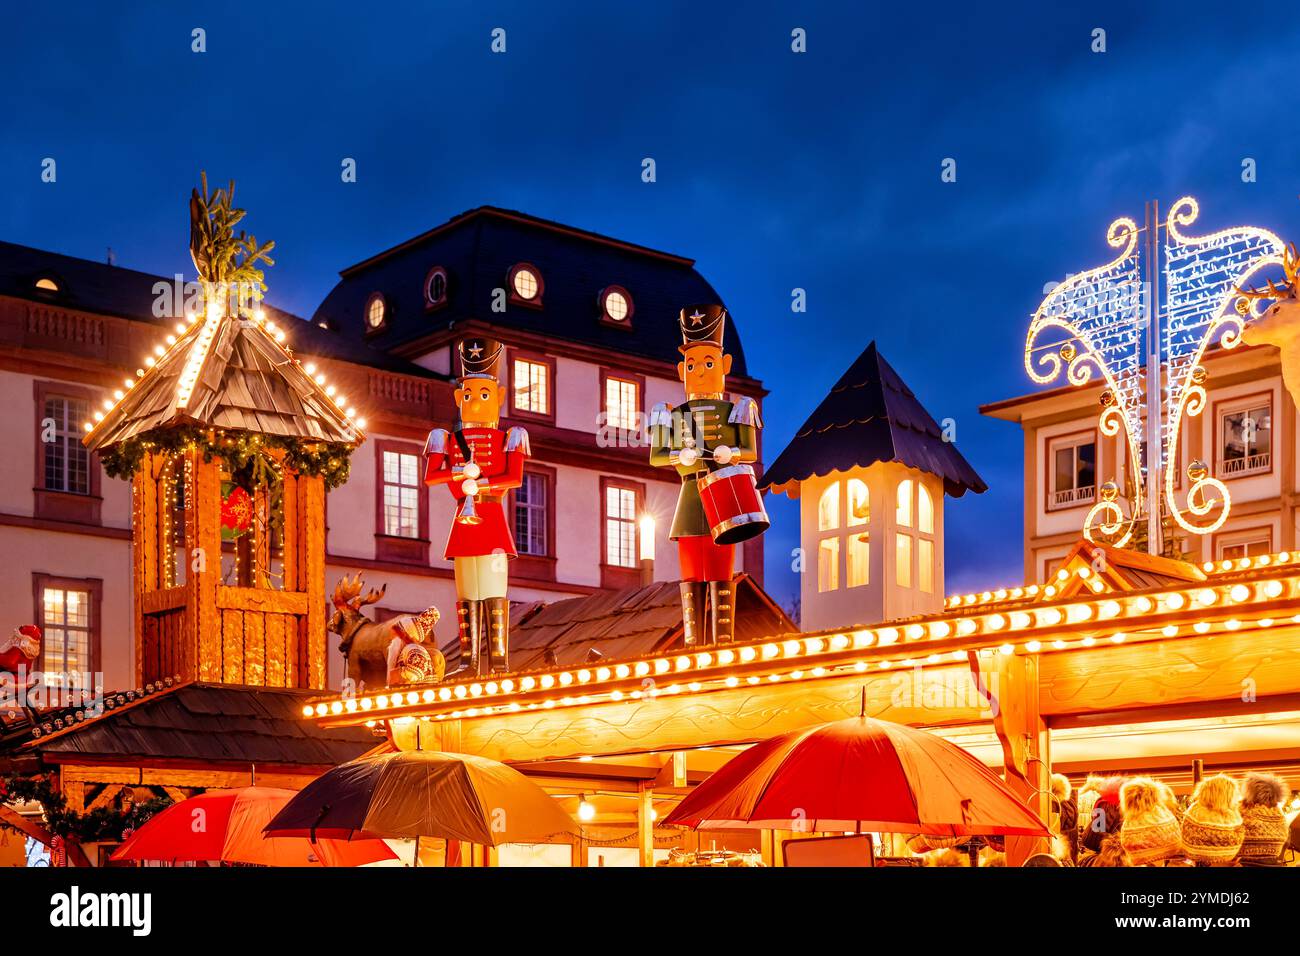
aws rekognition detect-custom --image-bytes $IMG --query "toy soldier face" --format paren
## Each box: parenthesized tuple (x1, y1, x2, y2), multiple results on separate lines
(455, 377, 505, 426)
(678, 344, 732, 397)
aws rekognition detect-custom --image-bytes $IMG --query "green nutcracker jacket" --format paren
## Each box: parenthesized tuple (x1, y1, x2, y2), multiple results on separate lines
(649, 395, 762, 539)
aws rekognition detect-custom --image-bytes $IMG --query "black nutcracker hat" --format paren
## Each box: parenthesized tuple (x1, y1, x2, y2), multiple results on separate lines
(678, 304, 728, 353)
(457, 336, 504, 380)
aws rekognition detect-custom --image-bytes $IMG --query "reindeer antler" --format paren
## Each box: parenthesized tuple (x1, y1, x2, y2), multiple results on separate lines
(358, 582, 387, 608)
(1236, 242, 1300, 309)
(331, 573, 363, 610)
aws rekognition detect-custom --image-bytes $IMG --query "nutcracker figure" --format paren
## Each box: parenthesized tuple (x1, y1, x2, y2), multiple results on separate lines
(424, 338, 530, 673)
(650, 305, 767, 645)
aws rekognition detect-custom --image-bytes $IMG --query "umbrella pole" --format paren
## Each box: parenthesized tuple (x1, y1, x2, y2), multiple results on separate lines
(414, 835, 421, 867)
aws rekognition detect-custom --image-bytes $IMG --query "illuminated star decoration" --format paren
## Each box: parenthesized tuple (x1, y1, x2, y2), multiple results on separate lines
(688, 311, 704, 326)
(467, 344, 483, 358)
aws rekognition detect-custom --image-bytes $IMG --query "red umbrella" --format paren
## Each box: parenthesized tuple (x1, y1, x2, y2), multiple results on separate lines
(663, 714, 1048, 837)
(111, 787, 397, 867)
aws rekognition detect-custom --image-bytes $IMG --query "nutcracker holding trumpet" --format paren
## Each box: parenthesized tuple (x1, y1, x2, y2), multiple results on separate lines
(424, 337, 529, 674)
(650, 304, 768, 645)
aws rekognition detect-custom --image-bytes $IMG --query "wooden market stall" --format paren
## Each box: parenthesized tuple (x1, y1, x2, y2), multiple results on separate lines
(305, 537, 1300, 865)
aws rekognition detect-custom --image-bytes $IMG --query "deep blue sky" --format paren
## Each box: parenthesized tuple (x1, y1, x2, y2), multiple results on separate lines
(4, 1, 1299, 607)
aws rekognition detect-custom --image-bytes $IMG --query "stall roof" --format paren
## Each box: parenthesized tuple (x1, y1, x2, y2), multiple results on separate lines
(440, 573, 794, 672)
(7, 682, 375, 768)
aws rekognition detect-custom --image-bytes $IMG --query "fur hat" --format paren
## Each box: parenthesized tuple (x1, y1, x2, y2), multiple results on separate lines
(1099, 775, 1126, 805)
(1051, 773, 1072, 800)
(1191, 774, 1240, 814)
(1240, 773, 1289, 809)
(1120, 777, 1165, 817)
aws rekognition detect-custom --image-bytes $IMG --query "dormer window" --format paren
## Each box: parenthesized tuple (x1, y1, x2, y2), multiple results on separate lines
(424, 266, 449, 310)
(34, 276, 59, 293)
(599, 285, 633, 327)
(364, 292, 387, 332)
(508, 263, 543, 307)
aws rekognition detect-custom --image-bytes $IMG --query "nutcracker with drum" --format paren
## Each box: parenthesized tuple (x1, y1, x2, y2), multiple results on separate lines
(424, 338, 530, 674)
(650, 304, 768, 645)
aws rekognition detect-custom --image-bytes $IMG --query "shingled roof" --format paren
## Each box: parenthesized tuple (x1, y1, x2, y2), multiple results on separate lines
(85, 307, 360, 450)
(761, 341, 987, 499)
(0, 238, 439, 379)
(5, 683, 375, 768)
(437, 573, 794, 672)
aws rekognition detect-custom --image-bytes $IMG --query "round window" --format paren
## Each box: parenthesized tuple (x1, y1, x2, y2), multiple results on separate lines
(365, 294, 386, 329)
(425, 268, 448, 306)
(604, 289, 629, 322)
(512, 267, 539, 300)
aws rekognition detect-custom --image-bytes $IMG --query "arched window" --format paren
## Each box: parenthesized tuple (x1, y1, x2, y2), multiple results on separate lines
(818, 482, 840, 531)
(894, 477, 935, 592)
(847, 479, 869, 527)
(896, 479, 913, 528)
(845, 479, 869, 588)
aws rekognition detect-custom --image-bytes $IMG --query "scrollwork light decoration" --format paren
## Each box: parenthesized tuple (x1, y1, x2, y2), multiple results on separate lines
(1024, 216, 1145, 547)
(1161, 197, 1287, 535)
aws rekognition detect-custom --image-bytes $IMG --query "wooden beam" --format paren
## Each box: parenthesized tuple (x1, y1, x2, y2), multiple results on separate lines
(978, 651, 1049, 865)
(86, 784, 125, 811)
(453, 666, 988, 763)
(654, 752, 688, 789)
(637, 783, 654, 868)
(1038, 623, 1300, 716)
(215, 587, 308, 614)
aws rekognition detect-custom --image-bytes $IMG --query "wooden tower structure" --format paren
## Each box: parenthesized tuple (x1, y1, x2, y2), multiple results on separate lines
(83, 302, 363, 690)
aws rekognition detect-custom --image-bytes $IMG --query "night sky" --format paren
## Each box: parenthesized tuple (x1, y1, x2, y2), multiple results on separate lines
(4, 1, 1299, 608)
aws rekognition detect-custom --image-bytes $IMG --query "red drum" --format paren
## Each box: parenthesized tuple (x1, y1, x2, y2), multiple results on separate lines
(697, 464, 770, 545)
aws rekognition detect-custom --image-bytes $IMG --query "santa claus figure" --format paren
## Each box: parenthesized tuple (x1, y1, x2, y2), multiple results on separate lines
(0, 625, 41, 695)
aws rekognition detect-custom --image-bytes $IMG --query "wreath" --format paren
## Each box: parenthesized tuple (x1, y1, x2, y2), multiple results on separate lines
(0, 773, 172, 844)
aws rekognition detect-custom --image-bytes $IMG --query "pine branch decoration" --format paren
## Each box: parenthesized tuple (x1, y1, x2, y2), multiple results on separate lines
(189, 171, 276, 314)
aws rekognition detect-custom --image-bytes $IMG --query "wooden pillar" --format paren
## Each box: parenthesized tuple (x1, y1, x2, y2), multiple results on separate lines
(252, 481, 271, 588)
(131, 456, 152, 686)
(281, 470, 299, 592)
(981, 651, 1050, 866)
(189, 450, 223, 682)
(299, 475, 327, 689)
(637, 783, 654, 867)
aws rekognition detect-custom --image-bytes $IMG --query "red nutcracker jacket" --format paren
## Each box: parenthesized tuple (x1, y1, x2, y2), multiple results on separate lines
(424, 425, 530, 559)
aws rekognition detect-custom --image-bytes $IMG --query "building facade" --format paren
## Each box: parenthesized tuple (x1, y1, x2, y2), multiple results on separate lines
(981, 343, 1295, 584)
(0, 207, 765, 694)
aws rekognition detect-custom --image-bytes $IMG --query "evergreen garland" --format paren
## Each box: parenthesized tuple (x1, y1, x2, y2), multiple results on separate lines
(98, 425, 353, 490)
(0, 773, 172, 843)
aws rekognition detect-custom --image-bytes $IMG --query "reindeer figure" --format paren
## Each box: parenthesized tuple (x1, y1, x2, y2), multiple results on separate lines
(1240, 243, 1300, 406)
(328, 573, 446, 692)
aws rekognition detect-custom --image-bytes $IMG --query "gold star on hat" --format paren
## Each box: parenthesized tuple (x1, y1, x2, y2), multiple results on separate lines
(678, 304, 728, 353)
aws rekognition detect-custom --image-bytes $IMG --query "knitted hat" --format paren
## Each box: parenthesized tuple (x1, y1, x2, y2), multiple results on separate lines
(1239, 805, 1287, 863)
(1182, 807, 1244, 863)
(1120, 778, 1183, 865)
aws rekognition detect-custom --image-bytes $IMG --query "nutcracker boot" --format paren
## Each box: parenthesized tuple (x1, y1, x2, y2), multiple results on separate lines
(679, 581, 706, 646)
(486, 597, 510, 673)
(709, 579, 735, 644)
(454, 599, 481, 673)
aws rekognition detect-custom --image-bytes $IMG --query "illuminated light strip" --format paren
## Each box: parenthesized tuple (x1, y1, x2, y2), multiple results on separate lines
(302, 578, 1300, 722)
(175, 301, 224, 409)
